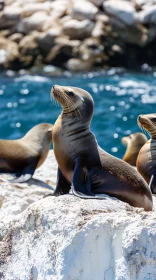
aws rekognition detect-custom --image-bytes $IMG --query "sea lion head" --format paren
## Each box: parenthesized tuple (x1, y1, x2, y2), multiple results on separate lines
(122, 132, 147, 148)
(51, 85, 94, 122)
(23, 123, 53, 146)
(122, 132, 147, 166)
(138, 114, 156, 139)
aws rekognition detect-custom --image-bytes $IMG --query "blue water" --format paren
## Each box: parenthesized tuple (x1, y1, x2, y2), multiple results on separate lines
(0, 69, 156, 159)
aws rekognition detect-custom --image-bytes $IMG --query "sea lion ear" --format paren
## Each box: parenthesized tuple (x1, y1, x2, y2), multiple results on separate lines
(48, 128, 53, 132)
(81, 97, 85, 102)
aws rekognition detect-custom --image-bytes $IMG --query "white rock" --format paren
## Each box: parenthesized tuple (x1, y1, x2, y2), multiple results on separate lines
(18, 11, 51, 33)
(134, 0, 156, 7)
(50, 0, 69, 19)
(63, 19, 94, 39)
(136, 5, 156, 24)
(71, 1, 98, 21)
(92, 20, 104, 37)
(95, 13, 110, 23)
(37, 27, 62, 51)
(21, 2, 51, 17)
(89, 0, 106, 6)
(104, 0, 136, 26)
(0, 193, 156, 279)
(3, 6, 22, 20)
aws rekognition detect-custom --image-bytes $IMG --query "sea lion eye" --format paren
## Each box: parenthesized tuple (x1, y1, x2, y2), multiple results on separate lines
(151, 117, 156, 122)
(68, 91, 74, 96)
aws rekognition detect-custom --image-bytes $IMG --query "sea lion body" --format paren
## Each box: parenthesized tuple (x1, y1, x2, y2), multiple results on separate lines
(52, 85, 152, 211)
(0, 123, 53, 182)
(137, 114, 156, 194)
(122, 132, 147, 166)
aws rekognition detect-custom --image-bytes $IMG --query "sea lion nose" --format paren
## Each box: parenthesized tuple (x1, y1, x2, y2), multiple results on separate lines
(138, 115, 142, 122)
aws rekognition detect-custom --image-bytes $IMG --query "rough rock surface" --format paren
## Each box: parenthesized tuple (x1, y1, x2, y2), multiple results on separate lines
(0, 150, 156, 280)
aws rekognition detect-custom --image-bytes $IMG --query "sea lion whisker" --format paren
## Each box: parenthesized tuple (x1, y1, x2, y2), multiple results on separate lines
(61, 92, 81, 118)
(50, 93, 58, 108)
(63, 94, 81, 118)
(62, 93, 72, 113)
(67, 97, 82, 119)
(140, 124, 150, 137)
(139, 124, 146, 135)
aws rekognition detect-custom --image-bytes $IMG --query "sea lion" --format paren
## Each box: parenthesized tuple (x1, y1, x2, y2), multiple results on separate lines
(122, 132, 147, 166)
(51, 85, 152, 211)
(137, 114, 156, 194)
(0, 123, 53, 183)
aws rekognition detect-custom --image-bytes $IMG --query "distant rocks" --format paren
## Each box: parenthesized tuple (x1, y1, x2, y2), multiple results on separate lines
(0, 37, 19, 68)
(1, 0, 156, 70)
(71, 1, 98, 21)
(136, 5, 156, 24)
(63, 19, 94, 39)
(104, 0, 135, 26)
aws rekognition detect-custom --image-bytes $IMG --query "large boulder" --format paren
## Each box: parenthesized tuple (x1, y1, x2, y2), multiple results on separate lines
(17, 12, 51, 33)
(0, 6, 21, 29)
(21, 2, 51, 18)
(103, 0, 136, 26)
(37, 27, 61, 54)
(50, 0, 69, 19)
(136, 5, 156, 24)
(46, 43, 73, 66)
(2, 6, 21, 20)
(0, 191, 156, 279)
(63, 19, 94, 39)
(89, 0, 106, 6)
(19, 35, 39, 57)
(71, 1, 98, 21)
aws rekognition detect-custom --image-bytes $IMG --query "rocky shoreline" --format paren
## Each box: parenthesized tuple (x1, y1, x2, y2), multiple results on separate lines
(1, 0, 156, 72)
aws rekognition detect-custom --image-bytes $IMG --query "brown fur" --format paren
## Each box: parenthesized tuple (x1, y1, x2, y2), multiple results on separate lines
(122, 132, 147, 166)
(0, 123, 53, 180)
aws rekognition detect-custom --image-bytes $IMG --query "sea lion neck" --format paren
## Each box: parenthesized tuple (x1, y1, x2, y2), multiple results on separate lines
(61, 112, 90, 132)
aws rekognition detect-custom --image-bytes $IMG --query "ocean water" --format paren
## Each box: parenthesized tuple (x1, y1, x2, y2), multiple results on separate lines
(0, 68, 155, 159)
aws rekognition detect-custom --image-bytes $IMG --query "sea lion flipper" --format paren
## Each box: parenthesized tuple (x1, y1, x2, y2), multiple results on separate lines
(10, 158, 39, 183)
(53, 168, 71, 196)
(10, 173, 32, 183)
(72, 157, 94, 196)
(149, 174, 156, 194)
